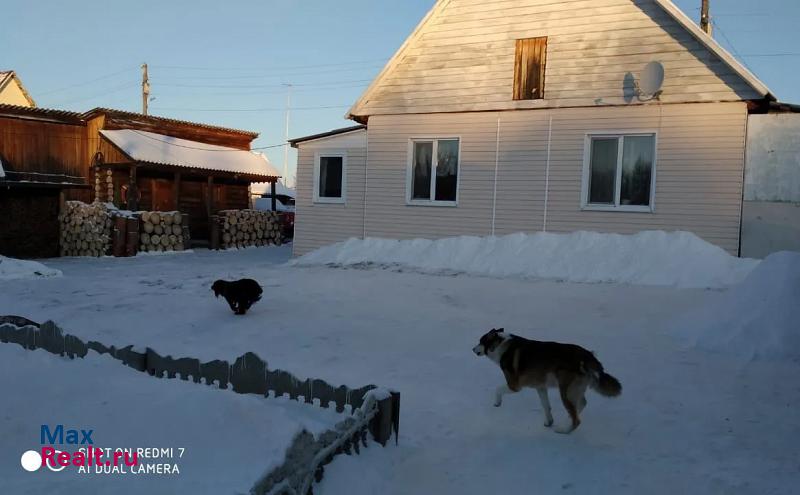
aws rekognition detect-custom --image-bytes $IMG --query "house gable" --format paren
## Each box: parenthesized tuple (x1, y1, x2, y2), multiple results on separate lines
(0, 72, 36, 107)
(348, 0, 772, 121)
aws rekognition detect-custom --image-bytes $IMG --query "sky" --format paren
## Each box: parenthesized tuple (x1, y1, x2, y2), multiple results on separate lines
(3, 0, 798, 188)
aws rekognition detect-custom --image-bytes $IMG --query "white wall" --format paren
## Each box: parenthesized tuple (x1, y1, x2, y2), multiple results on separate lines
(741, 114, 800, 258)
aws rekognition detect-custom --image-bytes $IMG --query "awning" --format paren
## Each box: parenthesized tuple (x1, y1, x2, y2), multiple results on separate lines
(100, 129, 280, 181)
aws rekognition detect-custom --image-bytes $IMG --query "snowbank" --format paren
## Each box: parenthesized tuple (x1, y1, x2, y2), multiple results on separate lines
(294, 231, 758, 289)
(687, 251, 800, 361)
(0, 256, 62, 280)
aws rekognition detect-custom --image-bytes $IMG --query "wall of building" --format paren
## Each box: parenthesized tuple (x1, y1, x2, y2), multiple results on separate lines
(0, 188, 60, 259)
(741, 113, 800, 258)
(294, 131, 367, 255)
(294, 102, 748, 256)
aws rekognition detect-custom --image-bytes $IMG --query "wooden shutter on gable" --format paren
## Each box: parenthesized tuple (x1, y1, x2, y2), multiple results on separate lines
(513, 37, 547, 100)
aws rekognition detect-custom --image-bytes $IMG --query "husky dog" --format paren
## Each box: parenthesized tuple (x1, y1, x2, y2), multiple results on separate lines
(473, 328, 621, 434)
(211, 279, 263, 315)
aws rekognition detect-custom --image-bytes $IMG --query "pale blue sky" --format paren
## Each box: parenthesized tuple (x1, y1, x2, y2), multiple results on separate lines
(3, 1, 797, 185)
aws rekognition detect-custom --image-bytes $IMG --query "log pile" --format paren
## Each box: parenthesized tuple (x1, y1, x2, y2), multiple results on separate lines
(59, 201, 113, 257)
(219, 210, 282, 249)
(94, 167, 114, 202)
(138, 211, 189, 253)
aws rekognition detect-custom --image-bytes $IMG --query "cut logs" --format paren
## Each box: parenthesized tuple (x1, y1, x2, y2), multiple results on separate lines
(137, 211, 189, 253)
(59, 201, 114, 257)
(218, 209, 283, 250)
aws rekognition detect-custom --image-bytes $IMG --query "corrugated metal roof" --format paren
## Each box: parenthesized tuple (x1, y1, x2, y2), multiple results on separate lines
(101, 129, 280, 180)
(0, 104, 84, 124)
(85, 108, 259, 137)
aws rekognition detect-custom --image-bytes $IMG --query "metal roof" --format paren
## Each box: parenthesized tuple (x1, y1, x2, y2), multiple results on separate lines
(101, 129, 280, 180)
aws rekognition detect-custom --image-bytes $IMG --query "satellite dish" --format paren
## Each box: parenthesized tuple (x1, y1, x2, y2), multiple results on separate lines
(640, 61, 665, 97)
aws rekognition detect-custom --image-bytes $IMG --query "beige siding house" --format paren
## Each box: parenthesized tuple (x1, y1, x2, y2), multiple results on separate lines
(0, 71, 36, 107)
(291, 0, 775, 256)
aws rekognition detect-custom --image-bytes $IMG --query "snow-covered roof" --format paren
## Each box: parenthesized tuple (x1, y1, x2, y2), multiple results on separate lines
(100, 129, 280, 179)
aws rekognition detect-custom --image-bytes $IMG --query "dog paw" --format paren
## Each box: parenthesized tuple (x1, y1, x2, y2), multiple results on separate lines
(543, 418, 554, 428)
(493, 399, 502, 408)
(554, 424, 577, 434)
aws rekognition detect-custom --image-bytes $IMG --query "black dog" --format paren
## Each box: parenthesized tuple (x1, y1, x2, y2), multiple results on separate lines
(211, 279, 263, 315)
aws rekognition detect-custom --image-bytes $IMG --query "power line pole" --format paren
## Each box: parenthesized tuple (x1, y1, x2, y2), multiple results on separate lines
(700, 0, 712, 35)
(282, 83, 292, 188)
(141, 63, 150, 115)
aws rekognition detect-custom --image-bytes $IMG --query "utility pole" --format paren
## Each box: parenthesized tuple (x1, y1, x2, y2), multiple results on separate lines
(700, 0, 712, 35)
(141, 63, 150, 115)
(282, 83, 292, 188)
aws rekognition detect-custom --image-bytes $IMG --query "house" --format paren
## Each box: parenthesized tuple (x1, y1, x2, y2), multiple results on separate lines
(291, 0, 780, 257)
(0, 71, 36, 107)
(0, 100, 280, 258)
(84, 108, 280, 243)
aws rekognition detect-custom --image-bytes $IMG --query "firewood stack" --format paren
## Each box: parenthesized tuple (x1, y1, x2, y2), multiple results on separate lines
(59, 201, 113, 257)
(93, 167, 114, 202)
(138, 211, 189, 253)
(219, 210, 282, 249)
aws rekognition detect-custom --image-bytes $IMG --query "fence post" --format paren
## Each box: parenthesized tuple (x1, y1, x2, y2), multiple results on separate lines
(369, 396, 394, 446)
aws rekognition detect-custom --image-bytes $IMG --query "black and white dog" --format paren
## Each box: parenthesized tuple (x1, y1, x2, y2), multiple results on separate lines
(211, 279, 263, 315)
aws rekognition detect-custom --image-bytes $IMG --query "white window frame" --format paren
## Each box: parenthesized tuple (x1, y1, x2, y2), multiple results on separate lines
(313, 150, 347, 204)
(580, 131, 658, 213)
(405, 137, 461, 207)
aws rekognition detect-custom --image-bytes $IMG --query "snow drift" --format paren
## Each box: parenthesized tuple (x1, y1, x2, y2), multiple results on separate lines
(0, 256, 62, 280)
(294, 231, 758, 289)
(687, 251, 800, 361)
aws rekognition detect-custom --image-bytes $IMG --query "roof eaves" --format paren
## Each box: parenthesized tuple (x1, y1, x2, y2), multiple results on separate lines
(289, 125, 366, 147)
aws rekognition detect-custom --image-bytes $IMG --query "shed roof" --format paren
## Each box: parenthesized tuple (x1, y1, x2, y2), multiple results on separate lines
(100, 129, 280, 181)
(0, 104, 85, 125)
(85, 108, 259, 138)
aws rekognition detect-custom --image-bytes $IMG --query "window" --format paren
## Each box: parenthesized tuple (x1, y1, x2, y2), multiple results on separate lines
(408, 138, 460, 205)
(583, 133, 656, 211)
(513, 37, 547, 100)
(314, 152, 346, 203)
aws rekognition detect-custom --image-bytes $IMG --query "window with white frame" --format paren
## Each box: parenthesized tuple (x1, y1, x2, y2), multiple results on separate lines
(314, 152, 346, 203)
(583, 133, 656, 211)
(408, 138, 460, 204)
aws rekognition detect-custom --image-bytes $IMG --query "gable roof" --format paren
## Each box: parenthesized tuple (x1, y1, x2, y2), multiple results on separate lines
(0, 71, 36, 107)
(347, 0, 774, 121)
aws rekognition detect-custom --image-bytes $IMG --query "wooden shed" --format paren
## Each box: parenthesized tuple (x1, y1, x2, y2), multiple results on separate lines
(0, 105, 91, 258)
(84, 109, 279, 242)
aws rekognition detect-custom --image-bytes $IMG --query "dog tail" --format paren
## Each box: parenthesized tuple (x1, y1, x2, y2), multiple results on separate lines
(586, 357, 622, 397)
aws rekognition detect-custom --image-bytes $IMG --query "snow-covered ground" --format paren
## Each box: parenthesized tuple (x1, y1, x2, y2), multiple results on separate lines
(0, 243, 798, 494)
(0, 344, 344, 495)
(0, 255, 62, 280)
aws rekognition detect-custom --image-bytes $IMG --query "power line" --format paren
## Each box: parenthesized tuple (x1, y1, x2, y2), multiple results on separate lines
(49, 82, 139, 106)
(156, 65, 383, 81)
(149, 104, 350, 113)
(153, 78, 373, 90)
(711, 19, 752, 71)
(149, 59, 389, 72)
(36, 67, 137, 96)
(129, 129, 285, 151)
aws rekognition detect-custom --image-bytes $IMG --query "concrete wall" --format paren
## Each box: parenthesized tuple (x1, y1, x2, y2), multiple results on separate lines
(742, 114, 800, 258)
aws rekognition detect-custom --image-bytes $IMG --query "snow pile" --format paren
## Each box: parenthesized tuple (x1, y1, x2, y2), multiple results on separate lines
(0, 256, 62, 280)
(689, 251, 800, 361)
(294, 231, 759, 288)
